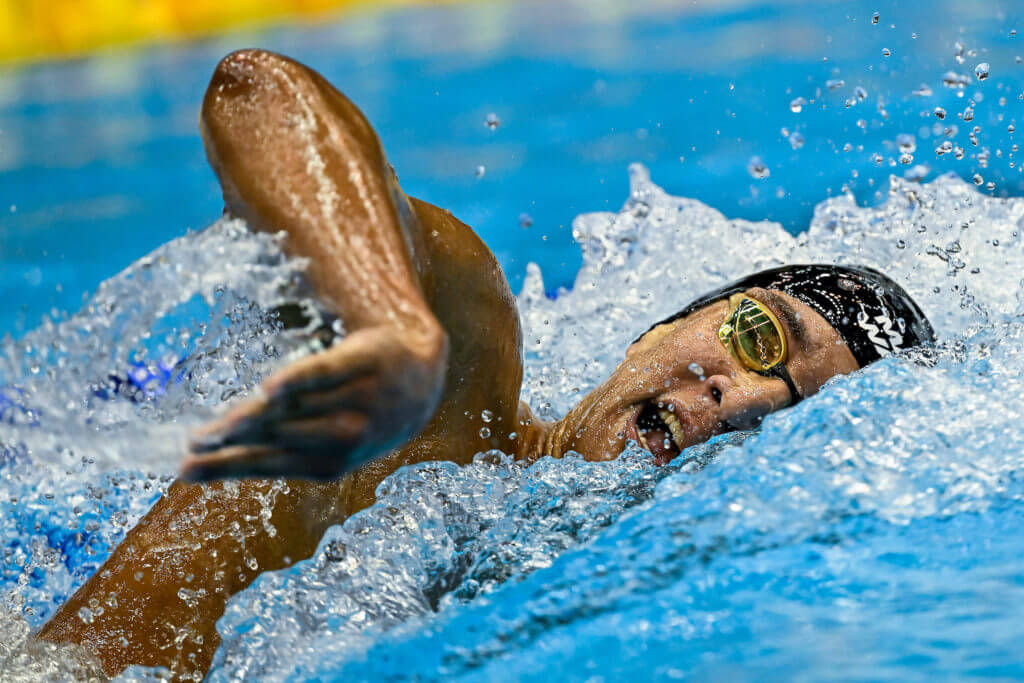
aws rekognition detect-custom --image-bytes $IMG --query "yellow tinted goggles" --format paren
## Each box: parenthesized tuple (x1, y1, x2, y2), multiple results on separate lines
(718, 294, 788, 371)
(718, 293, 801, 404)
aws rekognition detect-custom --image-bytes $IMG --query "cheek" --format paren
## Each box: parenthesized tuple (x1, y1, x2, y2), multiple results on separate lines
(793, 342, 850, 394)
(720, 374, 789, 423)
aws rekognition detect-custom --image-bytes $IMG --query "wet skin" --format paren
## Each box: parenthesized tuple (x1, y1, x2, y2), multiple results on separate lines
(37, 50, 858, 679)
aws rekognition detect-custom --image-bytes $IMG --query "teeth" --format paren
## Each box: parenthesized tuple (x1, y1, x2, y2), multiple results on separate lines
(658, 408, 687, 450)
(637, 429, 650, 450)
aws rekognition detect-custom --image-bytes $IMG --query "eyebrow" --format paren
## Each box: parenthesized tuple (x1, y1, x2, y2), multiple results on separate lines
(755, 290, 810, 347)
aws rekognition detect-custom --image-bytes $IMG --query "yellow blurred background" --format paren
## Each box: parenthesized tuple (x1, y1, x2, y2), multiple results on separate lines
(0, 0, 448, 63)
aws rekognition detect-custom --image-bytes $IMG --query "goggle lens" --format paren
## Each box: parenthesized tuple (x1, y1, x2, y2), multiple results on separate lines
(721, 297, 787, 371)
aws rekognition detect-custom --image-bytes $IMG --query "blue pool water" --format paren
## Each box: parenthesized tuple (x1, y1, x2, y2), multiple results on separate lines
(3, 0, 1023, 336)
(4, 0, 1024, 680)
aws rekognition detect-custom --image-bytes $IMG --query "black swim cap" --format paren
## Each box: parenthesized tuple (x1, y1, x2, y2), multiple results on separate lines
(637, 264, 935, 368)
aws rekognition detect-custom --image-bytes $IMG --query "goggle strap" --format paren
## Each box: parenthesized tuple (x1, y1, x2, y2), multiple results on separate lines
(765, 364, 802, 407)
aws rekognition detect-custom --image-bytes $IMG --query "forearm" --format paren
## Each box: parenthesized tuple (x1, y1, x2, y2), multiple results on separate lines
(37, 478, 345, 679)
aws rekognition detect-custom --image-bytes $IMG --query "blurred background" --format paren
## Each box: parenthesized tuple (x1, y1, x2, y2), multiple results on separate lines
(0, 0, 1021, 336)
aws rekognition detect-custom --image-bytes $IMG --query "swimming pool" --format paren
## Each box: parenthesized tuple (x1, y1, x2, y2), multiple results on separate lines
(3, 0, 1024, 680)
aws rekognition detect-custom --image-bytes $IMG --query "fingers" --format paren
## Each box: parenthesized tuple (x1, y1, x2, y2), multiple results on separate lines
(180, 327, 443, 482)
(182, 413, 371, 482)
(189, 374, 379, 453)
(180, 445, 294, 482)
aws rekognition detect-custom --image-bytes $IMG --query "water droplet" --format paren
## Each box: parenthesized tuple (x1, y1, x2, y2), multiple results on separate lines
(747, 157, 770, 179)
(854, 86, 868, 100)
(904, 164, 929, 181)
(973, 173, 984, 185)
(518, 213, 533, 229)
(845, 97, 857, 108)
(896, 133, 917, 153)
(857, 118, 868, 129)
(986, 181, 996, 190)
(954, 40, 966, 64)
(913, 83, 933, 97)
(789, 97, 808, 113)
(1010, 124, 1017, 133)
(475, 165, 485, 178)
(871, 11, 880, 24)
(481, 409, 494, 423)
(688, 362, 705, 377)
(478, 427, 491, 439)
(942, 71, 970, 89)
(975, 62, 990, 81)
(324, 540, 345, 561)
(935, 140, 953, 155)
(962, 107, 975, 122)
(788, 131, 805, 149)
(882, 48, 891, 57)
(896, 239, 906, 249)
(899, 153, 913, 164)
(934, 107, 946, 119)
(484, 112, 501, 130)
(826, 78, 845, 91)
(78, 607, 94, 624)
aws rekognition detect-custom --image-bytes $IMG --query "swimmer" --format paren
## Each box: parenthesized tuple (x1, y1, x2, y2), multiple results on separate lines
(37, 49, 935, 679)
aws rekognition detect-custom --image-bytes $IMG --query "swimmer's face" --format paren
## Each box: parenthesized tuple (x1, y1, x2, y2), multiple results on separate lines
(555, 288, 859, 465)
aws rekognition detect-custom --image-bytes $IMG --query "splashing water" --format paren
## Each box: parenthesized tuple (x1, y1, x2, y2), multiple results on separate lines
(5, 167, 1024, 680)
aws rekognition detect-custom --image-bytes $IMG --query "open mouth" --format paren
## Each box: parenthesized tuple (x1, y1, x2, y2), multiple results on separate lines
(634, 401, 686, 464)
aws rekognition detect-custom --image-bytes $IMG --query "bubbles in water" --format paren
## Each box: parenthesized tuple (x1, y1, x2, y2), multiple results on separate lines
(826, 79, 845, 91)
(475, 165, 486, 178)
(935, 140, 953, 155)
(871, 11, 879, 25)
(913, 83, 934, 97)
(934, 106, 946, 119)
(882, 48, 891, 57)
(955, 40, 966, 64)
(789, 97, 808, 113)
(788, 131, 805, 149)
(478, 427, 491, 439)
(481, 410, 494, 423)
(973, 173, 984, 185)
(854, 86, 868, 100)
(899, 153, 914, 165)
(519, 212, 534, 229)
(975, 62, 991, 81)
(746, 157, 770, 179)
(484, 112, 501, 130)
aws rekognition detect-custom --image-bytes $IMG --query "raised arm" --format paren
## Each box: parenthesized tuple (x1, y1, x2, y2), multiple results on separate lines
(183, 48, 448, 481)
(38, 50, 457, 678)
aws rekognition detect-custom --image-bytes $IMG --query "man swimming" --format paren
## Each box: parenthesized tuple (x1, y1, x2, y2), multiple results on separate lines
(36, 50, 935, 679)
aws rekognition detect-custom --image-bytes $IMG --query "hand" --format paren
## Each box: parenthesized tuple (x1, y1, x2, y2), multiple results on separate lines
(180, 326, 447, 481)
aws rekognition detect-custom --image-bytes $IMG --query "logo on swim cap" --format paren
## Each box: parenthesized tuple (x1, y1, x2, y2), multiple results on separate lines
(856, 306, 904, 356)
